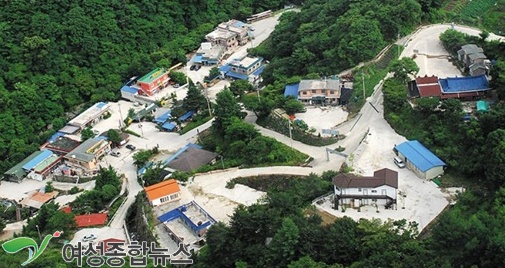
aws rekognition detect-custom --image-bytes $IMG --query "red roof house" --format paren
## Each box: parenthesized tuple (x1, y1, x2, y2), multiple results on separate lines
(74, 213, 108, 228)
(61, 206, 72, 214)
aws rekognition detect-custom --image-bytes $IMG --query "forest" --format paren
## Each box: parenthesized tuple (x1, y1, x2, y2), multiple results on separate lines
(0, 0, 298, 175)
(2, 0, 505, 267)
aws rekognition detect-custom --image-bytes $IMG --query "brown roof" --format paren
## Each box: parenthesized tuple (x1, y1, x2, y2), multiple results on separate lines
(416, 75, 439, 85)
(167, 147, 218, 172)
(332, 169, 398, 189)
(20, 191, 59, 209)
(418, 84, 441, 97)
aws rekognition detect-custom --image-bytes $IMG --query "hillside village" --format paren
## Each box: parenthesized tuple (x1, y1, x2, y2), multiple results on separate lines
(0, 1, 505, 267)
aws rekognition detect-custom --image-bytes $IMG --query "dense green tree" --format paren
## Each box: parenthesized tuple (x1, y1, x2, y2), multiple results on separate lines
(107, 128, 122, 146)
(183, 80, 208, 113)
(80, 127, 94, 141)
(283, 97, 305, 115)
(0, 217, 6, 233)
(229, 80, 254, 98)
(213, 89, 244, 131)
(389, 57, 420, 83)
(170, 71, 187, 85)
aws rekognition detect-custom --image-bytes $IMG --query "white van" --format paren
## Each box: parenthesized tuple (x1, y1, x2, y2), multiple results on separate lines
(394, 157, 405, 168)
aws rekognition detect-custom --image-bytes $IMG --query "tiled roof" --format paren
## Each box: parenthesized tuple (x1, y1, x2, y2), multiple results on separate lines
(145, 179, 181, 201)
(74, 213, 108, 228)
(415, 75, 439, 85)
(332, 169, 398, 189)
(418, 84, 441, 97)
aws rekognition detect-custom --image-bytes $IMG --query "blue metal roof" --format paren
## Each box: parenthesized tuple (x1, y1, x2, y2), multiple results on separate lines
(154, 110, 172, 124)
(95, 135, 108, 141)
(121, 85, 138, 94)
(178, 110, 195, 121)
(439, 75, 489, 93)
(252, 65, 265, 76)
(284, 83, 300, 97)
(48, 132, 65, 143)
(193, 55, 203, 63)
(226, 71, 249, 80)
(162, 122, 177, 131)
(138, 162, 153, 176)
(395, 140, 446, 172)
(96, 102, 107, 108)
(163, 143, 202, 166)
(219, 64, 231, 73)
(233, 20, 246, 28)
(22, 150, 53, 171)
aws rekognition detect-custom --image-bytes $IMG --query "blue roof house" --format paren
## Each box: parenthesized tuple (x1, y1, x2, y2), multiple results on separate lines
(284, 84, 300, 98)
(394, 140, 446, 180)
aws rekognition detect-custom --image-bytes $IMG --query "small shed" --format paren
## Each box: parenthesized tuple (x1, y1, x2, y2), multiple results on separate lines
(476, 100, 489, 112)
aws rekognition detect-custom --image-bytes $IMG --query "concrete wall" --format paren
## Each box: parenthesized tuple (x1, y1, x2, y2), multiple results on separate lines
(425, 166, 444, 180)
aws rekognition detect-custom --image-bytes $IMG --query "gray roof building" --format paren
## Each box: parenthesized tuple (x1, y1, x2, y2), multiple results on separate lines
(3, 151, 46, 182)
(166, 146, 218, 172)
(65, 138, 109, 162)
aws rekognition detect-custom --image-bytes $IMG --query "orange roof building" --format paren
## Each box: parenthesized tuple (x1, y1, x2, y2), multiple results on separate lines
(20, 191, 59, 209)
(144, 179, 181, 207)
(74, 213, 108, 228)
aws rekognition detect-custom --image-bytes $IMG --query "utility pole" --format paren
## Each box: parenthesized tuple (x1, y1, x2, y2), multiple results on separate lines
(35, 225, 41, 240)
(205, 86, 212, 117)
(118, 103, 123, 128)
(362, 73, 366, 100)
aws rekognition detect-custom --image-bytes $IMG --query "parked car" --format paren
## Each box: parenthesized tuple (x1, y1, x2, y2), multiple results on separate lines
(110, 151, 120, 157)
(82, 234, 97, 242)
(190, 65, 196, 71)
(194, 65, 201, 71)
(394, 157, 406, 168)
(173, 84, 180, 88)
(126, 144, 136, 150)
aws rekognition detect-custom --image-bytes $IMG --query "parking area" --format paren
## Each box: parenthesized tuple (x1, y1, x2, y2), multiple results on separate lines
(316, 121, 449, 231)
(294, 107, 348, 136)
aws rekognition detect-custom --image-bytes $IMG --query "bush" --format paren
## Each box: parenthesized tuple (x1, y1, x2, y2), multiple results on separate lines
(69, 186, 80, 194)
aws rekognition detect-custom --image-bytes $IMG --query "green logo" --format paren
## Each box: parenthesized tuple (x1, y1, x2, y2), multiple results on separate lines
(2, 231, 62, 266)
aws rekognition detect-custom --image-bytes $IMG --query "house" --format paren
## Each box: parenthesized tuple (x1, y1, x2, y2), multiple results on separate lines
(22, 150, 62, 181)
(135, 68, 170, 96)
(40, 136, 81, 156)
(284, 79, 341, 105)
(121, 85, 139, 102)
(145, 179, 182, 207)
(20, 191, 59, 209)
(62, 102, 110, 134)
(64, 138, 111, 171)
(394, 140, 446, 180)
(408, 75, 490, 100)
(219, 56, 265, 85)
(332, 168, 398, 209)
(164, 144, 218, 172)
(158, 201, 217, 245)
(3, 150, 55, 183)
(74, 213, 108, 228)
(194, 42, 225, 66)
(457, 44, 491, 75)
(205, 20, 250, 51)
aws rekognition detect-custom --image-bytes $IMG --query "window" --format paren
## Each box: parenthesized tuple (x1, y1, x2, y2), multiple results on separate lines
(160, 196, 170, 203)
(371, 190, 377, 193)
(170, 193, 179, 200)
(330, 90, 335, 94)
(302, 91, 307, 95)
(312, 90, 316, 93)
(372, 199, 377, 202)
(321, 89, 326, 94)
(358, 188, 362, 192)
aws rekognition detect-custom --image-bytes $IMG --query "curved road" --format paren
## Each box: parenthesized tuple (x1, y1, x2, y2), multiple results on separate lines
(84, 23, 504, 243)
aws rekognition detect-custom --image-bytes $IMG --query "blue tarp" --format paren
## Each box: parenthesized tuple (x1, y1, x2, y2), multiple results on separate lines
(22, 150, 53, 171)
(161, 122, 177, 131)
(163, 143, 202, 166)
(96, 102, 108, 108)
(252, 65, 265, 76)
(154, 110, 172, 124)
(48, 132, 65, 143)
(395, 140, 446, 172)
(219, 64, 231, 73)
(158, 202, 217, 235)
(193, 55, 203, 63)
(178, 110, 195, 121)
(284, 83, 300, 98)
(226, 71, 249, 80)
(439, 75, 489, 93)
(121, 85, 138, 94)
(232, 20, 246, 28)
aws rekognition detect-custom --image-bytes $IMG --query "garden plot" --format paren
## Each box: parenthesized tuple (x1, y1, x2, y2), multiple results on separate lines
(294, 107, 348, 136)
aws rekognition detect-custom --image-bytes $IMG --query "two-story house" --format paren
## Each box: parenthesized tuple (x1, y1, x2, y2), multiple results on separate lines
(64, 138, 111, 171)
(332, 168, 398, 209)
(457, 44, 491, 76)
(219, 56, 265, 85)
(205, 20, 250, 51)
(284, 79, 341, 105)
